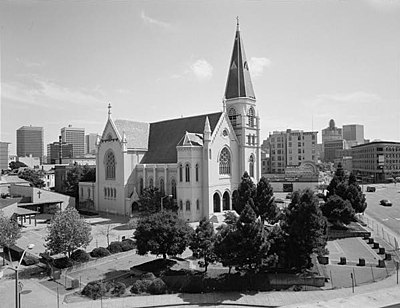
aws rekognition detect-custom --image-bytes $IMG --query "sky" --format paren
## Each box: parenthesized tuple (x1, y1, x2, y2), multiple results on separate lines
(1, 0, 400, 155)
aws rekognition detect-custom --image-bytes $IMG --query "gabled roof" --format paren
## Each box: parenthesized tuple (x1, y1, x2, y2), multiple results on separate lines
(114, 120, 150, 149)
(224, 23, 255, 100)
(141, 112, 222, 164)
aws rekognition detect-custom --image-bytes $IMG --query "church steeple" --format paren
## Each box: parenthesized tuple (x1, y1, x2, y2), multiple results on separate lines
(224, 18, 255, 100)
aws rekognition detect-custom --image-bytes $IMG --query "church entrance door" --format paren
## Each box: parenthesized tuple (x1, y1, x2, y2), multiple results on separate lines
(213, 193, 221, 213)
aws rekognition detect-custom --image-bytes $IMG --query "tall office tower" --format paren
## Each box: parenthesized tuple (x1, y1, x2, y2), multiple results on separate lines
(47, 141, 73, 164)
(85, 133, 99, 155)
(16, 126, 44, 162)
(321, 119, 342, 161)
(0, 141, 10, 171)
(267, 129, 318, 174)
(61, 125, 85, 158)
(343, 124, 364, 147)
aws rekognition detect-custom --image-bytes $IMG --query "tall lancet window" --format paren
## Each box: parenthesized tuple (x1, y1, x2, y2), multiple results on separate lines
(248, 107, 255, 127)
(249, 155, 255, 178)
(219, 147, 231, 175)
(228, 108, 237, 127)
(105, 150, 116, 180)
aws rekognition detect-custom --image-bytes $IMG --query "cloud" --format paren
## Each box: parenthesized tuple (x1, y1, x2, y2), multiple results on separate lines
(140, 11, 173, 30)
(189, 59, 213, 81)
(248, 57, 271, 79)
(367, 0, 400, 11)
(2, 75, 105, 108)
(313, 91, 381, 105)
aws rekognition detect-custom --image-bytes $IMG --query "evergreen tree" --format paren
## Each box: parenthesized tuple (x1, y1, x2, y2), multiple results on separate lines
(255, 177, 279, 224)
(138, 187, 177, 214)
(189, 218, 217, 272)
(135, 210, 193, 259)
(321, 195, 355, 226)
(282, 189, 327, 271)
(234, 172, 256, 214)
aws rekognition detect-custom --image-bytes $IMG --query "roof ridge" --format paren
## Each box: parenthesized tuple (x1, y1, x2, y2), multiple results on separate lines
(150, 112, 222, 125)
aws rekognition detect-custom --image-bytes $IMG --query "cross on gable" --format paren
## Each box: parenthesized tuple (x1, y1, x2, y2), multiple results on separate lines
(37, 191, 42, 199)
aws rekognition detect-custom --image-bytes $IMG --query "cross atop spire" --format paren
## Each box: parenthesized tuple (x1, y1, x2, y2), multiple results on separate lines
(224, 20, 255, 100)
(108, 102, 112, 118)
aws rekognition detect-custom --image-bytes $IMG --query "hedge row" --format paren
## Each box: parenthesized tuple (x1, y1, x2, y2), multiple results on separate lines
(82, 276, 167, 299)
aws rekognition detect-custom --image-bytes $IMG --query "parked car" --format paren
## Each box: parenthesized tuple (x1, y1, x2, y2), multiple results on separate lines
(380, 199, 392, 207)
(366, 186, 376, 192)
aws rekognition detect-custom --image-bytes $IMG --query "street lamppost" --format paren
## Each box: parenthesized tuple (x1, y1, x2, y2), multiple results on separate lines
(161, 195, 173, 211)
(8, 244, 35, 308)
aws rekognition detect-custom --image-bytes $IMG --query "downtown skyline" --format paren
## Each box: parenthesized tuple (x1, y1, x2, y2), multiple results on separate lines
(1, 0, 400, 155)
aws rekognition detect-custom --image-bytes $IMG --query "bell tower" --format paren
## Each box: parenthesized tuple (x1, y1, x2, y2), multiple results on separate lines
(224, 19, 260, 181)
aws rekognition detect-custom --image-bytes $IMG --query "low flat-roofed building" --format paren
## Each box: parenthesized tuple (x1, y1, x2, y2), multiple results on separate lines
(352, 141, 400, 183)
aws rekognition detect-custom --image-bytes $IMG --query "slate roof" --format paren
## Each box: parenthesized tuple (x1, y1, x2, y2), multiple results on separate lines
(141, 112, 222, 164)
(114, 120, 150, 149)
(224, 24, 255, 100)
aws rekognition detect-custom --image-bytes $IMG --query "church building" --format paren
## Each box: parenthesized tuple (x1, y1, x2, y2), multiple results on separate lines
(94, 23, 261, 221)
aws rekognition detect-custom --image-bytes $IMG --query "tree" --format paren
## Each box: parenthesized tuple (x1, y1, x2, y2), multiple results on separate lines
(18, 169, 45, 188)
(233, 172, 256, 214)
(9, 161, 27, 171)
(45, 207, 92, 258)
(214, 205, 271, 274)
(189, 218, 217, 272)
(134, 210, 193, 259)
(0, 211, 21, 265)
(255, 177, 279, 224)
(321, 195, 355, 226)
(138, 187, 177, 214)
(282, 189, 328, 271)
(64, 164, 96, 204)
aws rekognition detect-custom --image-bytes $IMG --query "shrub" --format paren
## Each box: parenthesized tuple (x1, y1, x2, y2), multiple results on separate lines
(90, 247, 111, 258)
(53, 257, 73, 269)
(111, 282, 126, 297)
(148, 278, 167, 295)
(141, 272, 156, 280)
(23, 254, 39, 266)
(121, 239, 135, 251)
(107, 241, 124, 254)
(81, 281, 106, 300)
(70, 249, 90, 263)
(130, 279, 152, 294)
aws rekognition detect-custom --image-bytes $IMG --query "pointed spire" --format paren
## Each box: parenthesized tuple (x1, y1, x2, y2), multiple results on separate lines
(224, 19, 255, 100)
(108, 102, 112, 118)
(204, 116, 211, 133)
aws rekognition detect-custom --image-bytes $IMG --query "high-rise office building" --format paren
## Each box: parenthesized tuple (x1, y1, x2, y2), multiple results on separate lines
(61, 125, 85, 158)
(16, 126, 44, 162)
(267, 129, 318, 174)
(0, 141, 10, 171)
(85, 133, 99, 155)
(47, 141, 73, 164)
(343, 124, 364, 147)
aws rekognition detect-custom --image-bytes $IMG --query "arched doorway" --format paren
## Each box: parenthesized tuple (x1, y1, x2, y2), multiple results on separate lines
(131, 202, 139, 212)
(213, 193, 221, 213)
(223, 191, 230, 211)
(232, 190, 239, 212)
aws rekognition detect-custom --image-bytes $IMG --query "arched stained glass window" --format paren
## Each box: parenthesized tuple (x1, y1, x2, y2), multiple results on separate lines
(171, 179, 177, 199)
(105, 150, 116, 180)
(139, 178, 144, 195)
(195, 164, 199, 182)
(228, 108, 237, 126)
(179, 164, 183, 182)
(186, 200, 191, 211)
(248, 107, 255, 127)
(159, 178, 165, 195)
(185, 163, 190, 182)
(249, 155, 255, 177)
(219, 148, 231, 175)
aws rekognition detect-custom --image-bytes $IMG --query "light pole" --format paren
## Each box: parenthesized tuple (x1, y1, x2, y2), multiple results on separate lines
(161, 195, 173, 211)
(8, 244, 35, 308)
